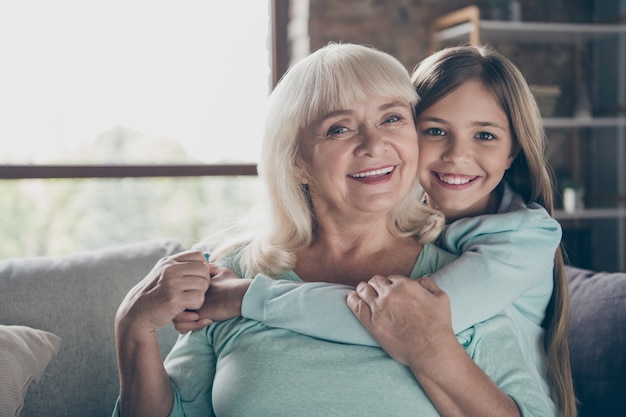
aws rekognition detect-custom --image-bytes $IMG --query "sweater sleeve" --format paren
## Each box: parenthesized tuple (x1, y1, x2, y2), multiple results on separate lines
(242, 192, 560, 343)
(434, 201, 561, 333)
(464, 315, 557, 417)
(242, 274, 378, 345)
(241, 245, 457, 346)
(163, 329, 218, 417)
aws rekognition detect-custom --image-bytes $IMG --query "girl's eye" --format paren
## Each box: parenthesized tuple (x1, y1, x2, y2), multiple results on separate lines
(476, 131, 496, 141)
(425, 127, 446, 136)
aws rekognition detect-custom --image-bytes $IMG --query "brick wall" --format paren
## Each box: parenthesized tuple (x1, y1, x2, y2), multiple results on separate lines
(282, 0, 595, 180)
(286, 0, 593, 71)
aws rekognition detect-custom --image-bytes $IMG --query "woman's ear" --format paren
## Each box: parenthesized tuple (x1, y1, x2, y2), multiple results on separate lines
(294, 159, 309, 184)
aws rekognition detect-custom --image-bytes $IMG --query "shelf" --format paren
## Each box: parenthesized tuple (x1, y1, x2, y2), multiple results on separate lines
(543, 117, 626, 128)
(434, 20, 626, 45)
(554, 208, 626, 220)
(431, 5, 626, 271)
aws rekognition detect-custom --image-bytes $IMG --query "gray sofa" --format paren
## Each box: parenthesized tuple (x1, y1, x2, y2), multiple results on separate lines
(0, 239, 184, 417)
(0, 239, 624, 417)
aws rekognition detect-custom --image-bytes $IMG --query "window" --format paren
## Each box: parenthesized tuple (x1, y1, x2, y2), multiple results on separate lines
(0, 0, 272, 257)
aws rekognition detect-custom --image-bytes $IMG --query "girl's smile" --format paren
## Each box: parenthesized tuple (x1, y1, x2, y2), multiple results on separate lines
(417, 80, 517, 221)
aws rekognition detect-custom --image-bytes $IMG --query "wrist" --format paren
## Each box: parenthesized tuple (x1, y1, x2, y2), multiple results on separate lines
(233, 279, 253, 315)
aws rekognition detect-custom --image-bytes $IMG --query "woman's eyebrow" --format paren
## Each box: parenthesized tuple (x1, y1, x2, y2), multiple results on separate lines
(320, 109, 352, 120)
(379, 100, 411, 111)
(319, 100, 410, 122)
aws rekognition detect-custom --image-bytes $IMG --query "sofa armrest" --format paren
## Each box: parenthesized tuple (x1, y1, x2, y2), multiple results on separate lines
(566, 265, 626, 417)
(0, 238, 187, 417)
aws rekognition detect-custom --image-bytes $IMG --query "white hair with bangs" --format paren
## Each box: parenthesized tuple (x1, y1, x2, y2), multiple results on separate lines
(209, 43, 443, 277)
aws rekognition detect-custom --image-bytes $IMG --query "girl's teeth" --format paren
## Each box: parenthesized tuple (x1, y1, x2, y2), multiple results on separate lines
(438, 174, 472, 185)
(351, 167, 394, 178)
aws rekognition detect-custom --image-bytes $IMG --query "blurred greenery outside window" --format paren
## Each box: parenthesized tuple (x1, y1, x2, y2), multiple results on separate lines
(0, 0, 270, 258)
(0, 177, 261, 258)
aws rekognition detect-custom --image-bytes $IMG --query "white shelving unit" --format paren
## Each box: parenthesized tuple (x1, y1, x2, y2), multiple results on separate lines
(543, 117, 626, 129)
(430, 5, 626, 270)
(433, 19, 626, 45)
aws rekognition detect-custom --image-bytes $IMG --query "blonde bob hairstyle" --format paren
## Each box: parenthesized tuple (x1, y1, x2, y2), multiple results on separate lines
(210, 43, 444, 277)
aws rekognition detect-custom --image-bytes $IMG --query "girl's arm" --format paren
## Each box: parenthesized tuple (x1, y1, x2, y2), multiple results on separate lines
(181, 196, 559, 345)
(241, 199, 560, 341)
(435, 201, 561, 332)
(242, 275, 377, 345)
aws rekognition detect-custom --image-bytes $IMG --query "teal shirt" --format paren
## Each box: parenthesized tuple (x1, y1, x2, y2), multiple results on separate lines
(113, 243, 555, 417)
(241, 183, 560, 407)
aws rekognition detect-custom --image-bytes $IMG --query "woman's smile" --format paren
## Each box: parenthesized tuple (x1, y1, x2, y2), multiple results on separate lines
(348, 165, 396, 183)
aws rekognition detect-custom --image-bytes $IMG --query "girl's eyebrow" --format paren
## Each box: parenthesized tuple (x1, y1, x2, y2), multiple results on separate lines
(418, 116, 507, 131)
(417, 116, 448, 124)
(471, 121, 508, 131)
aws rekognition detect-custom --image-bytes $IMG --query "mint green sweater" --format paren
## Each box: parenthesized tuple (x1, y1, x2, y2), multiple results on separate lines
(240, 184, 560, 409)
(113, 243, 555, 417)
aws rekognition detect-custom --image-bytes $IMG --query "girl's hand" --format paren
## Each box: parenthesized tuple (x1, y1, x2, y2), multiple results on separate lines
(115, 250, 212, 340)
(346, 275, 456, 367)
(172, 266, 252, 333)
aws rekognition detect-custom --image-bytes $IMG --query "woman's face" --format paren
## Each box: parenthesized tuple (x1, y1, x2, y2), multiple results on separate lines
(297, 95, 418, 223)
(416, 80, 517, 221)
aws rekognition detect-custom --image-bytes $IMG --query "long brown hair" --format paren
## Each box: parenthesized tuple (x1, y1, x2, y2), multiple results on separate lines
(411, 45, 576, 417)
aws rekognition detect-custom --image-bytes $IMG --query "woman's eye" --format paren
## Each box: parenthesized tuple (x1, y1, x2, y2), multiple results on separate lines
(383, 115, 401, 124)
(327, 126, 349, 136)
(425, 127, 445, 136)
(476, 131, 496, 140)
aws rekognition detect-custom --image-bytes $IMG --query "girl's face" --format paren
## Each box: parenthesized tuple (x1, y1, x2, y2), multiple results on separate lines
(417, 80, 517, 221)
(297, 95, 418, 225)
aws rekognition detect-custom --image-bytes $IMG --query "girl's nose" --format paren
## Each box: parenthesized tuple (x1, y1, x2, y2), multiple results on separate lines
(442, 137, 469, 162)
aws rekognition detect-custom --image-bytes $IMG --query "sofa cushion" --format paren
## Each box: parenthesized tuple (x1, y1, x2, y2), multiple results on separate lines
(0, 239, 186, 417)
(566, 265, 626, 417)
(0, 325, 61, 417)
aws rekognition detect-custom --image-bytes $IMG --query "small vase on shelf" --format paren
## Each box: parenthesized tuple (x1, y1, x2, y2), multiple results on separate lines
(574, 82, 592, 119)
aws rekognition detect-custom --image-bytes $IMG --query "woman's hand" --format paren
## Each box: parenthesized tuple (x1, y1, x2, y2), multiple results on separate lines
(347, 276, 521, 417)
(173, 266, 252, 333)
(115, 250, 212, 417)
(115, 250, 212, 340)
(346, 275, 455, 367)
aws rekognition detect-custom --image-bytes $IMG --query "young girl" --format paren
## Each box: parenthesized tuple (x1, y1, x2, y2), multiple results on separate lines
(182, 45, 575, 416)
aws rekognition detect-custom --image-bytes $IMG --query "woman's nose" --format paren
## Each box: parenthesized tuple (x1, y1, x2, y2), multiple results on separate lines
(356, 127, 387, 156)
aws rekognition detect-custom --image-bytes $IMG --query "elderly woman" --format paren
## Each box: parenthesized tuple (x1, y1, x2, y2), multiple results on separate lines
(113, 43, 553, 417)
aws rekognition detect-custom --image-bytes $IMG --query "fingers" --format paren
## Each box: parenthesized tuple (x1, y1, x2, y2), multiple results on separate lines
(172, 316, 213, 333)
(346, 290, 372, 323)
(151, 254, 213, 311)
(354, 274, 401, 300)
(348, 275, 423, 315)
(209, 265, 241, 281)
(167, 250, 209, 263)
(174, 310, 201, 322)
(347, 275, 391, 321)
(417, 276, 443, 295)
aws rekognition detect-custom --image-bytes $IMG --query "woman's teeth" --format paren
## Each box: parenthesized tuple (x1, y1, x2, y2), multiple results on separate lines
(350, 166, 394, 178)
